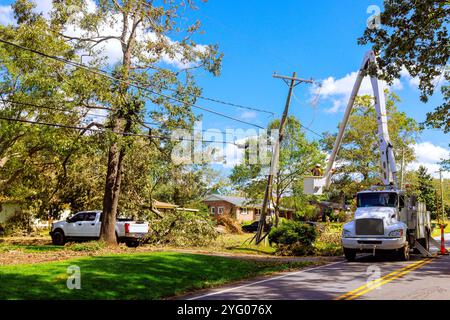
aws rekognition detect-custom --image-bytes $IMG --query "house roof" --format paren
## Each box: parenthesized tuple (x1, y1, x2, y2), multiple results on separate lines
(204, 195, 257, 207)
(204, 195, 295, 212)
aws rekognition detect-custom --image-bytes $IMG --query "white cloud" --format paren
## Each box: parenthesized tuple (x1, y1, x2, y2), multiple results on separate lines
(400, 66, 447, 90)
(240, 111, 258, 120)
(313, 71, 402, 113)
(0, 5, 14, 25)
(407, 142, 450, 179)
(0, 0, 206, 69)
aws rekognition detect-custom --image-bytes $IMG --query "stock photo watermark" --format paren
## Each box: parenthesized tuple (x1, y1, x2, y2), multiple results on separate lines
(67, 265, 81, 290)
(170, 122, 279, 170)
(367, 5, 381, 30)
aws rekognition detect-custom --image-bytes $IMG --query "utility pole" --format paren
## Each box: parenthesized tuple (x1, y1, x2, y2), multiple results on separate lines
(254, 72, 314, 245)
(400, 147, 405, 190)
(439, 169, 446, 222)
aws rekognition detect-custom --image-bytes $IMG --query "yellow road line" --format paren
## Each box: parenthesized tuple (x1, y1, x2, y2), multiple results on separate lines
(346, 259, 433, 300)
(336, 258, 434, 300)
(336, 259, 426, 300)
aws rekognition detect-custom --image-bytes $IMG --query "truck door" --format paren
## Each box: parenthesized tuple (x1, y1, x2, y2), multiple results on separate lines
(79, 212, 100, 238)
(65, 212, 86, 237)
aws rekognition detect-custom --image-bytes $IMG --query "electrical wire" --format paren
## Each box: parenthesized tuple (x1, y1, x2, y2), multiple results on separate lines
(0, 38, 267, 129)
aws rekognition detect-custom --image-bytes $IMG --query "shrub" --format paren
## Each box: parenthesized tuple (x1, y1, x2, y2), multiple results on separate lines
(3, 210, 33, 236)
(268, 221, 318, 256)
(314, 223, 343, 256)
(148, 210, 218, 247)
(217, 215, 243, 234)
(294, 205, 320, 222)
(335, 210, 351, 223)
(65, 241, 106, 252)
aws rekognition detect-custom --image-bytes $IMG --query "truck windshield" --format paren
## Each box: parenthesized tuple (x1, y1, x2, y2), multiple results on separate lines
(357, 193, 398, 208)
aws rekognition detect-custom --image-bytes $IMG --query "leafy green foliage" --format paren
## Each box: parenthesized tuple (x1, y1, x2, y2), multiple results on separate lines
(0, 0, 225, 241)
(269, 220, 318, 256)
(415, 166, 438, 219)
(230, 116, 324, 222)
(147, 210, 218, 247)
(359, 0, 449, 133)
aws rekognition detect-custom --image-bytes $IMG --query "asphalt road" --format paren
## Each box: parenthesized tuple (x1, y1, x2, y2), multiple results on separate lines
(185, 236, 450, 300)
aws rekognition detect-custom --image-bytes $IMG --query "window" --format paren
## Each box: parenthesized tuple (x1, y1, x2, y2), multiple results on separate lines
(86, 213, 97, 221)
(210, 207, 216, 215)
(357, 192, 398, 208)
(241, 208, 248, 215)
(68, 213, 85, 223)
(218, 207, 224, 215)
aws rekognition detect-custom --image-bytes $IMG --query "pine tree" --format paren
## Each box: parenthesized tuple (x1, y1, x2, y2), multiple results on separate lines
(416, 166, 437, 219)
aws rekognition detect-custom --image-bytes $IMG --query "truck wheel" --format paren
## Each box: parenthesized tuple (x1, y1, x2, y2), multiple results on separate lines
(344, 248, 356, 262)
(51, 230, 66, 246)
(398, 244, 411, 261)
(126, 241, 139, 248)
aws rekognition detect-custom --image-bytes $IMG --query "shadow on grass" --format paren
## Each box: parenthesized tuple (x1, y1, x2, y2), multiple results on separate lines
(0, 252, 296, 300)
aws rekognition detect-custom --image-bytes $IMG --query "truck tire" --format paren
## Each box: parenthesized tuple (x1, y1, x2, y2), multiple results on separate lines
(344, 248, 356, 261)
(51, 230, 66, 246)
(398, 244, 411, 261)
(125, 240, 140, 248)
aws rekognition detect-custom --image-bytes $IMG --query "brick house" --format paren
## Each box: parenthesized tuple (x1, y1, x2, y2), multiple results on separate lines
(204, 195, 294, 223)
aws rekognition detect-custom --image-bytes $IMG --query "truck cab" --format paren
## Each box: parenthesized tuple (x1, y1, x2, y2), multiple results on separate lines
(342, 189, 431, 261)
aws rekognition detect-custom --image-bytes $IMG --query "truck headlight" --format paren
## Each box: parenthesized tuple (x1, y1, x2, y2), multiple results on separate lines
(388, 229, 404, 238)
(342, 229, 352, 238)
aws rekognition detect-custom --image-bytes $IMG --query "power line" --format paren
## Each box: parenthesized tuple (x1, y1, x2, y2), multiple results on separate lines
(0, 38, 266, 129)
(49, 25, 274, 117)
(1, 98, 239, 137)
(1, 98, 110, 120)
(0, 114, 240, 146)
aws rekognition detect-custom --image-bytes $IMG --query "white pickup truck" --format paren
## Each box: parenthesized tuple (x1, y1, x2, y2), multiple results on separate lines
(50, 211, 149, 248)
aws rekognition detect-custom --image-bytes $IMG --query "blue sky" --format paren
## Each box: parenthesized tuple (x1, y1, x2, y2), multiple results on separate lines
(0, 0, 448, 177)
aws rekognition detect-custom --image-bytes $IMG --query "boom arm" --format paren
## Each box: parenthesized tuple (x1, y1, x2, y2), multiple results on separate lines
(323, 51, 398, 189)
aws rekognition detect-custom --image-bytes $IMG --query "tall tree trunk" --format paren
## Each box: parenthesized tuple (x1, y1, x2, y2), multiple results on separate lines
(100, 6, 140, 245)
(100, 121, 122, 244)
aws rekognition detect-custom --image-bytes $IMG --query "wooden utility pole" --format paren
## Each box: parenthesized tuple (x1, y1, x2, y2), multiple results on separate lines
(254, 72, 314, 245)
(439, 170, 446, 222)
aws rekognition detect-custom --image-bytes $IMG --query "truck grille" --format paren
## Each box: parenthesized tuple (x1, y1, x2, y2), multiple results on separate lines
(355, 219, 384, 236)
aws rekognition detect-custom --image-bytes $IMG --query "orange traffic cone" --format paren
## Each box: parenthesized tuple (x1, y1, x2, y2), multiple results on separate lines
(440, 224, 448, 255)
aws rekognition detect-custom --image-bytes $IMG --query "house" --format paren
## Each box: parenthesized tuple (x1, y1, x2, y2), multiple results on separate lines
(203, 195, 295, 223)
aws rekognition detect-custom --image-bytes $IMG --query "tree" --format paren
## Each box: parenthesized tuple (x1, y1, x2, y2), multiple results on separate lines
(46, 0, 222, 244)
(321, 92, 420, 204)
(359, 0, 449, 133)
(0, 2, 108, 219)
(230, 116, 324, 225)
(415, 166, 437, 219)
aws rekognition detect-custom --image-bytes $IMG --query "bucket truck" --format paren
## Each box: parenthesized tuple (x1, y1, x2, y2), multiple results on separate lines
(304, 51, 436, 261)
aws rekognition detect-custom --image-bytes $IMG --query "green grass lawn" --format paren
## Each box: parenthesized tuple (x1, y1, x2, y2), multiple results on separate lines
(0, 243, 64, 253)
(432, 221, 450, 238)
(214, 233, 277, 255)
(0, 252, 312, 300)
